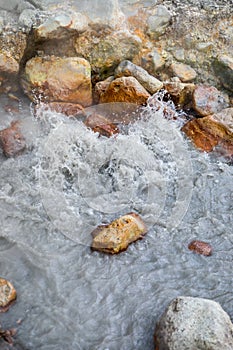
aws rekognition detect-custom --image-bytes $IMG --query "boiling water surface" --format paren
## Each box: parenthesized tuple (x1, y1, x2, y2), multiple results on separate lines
(0, 97, 232, 350)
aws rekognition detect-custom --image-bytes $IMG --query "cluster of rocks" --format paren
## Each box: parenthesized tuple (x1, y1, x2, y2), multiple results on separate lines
(0, 1, 232, 159)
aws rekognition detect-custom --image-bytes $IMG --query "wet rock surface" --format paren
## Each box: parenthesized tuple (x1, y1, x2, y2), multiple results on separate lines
(0, 121, 26, 157)
(91, 213, 147, 254)
(154, 296, 233, 350)
(182, 108, 233, 155)
(21, 56, 92, 106)
(85, 113, 119, 137)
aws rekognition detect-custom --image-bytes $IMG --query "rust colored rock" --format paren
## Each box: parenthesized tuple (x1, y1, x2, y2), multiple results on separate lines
(35, 102, 85, 118)
(99, 76, 151, 105)
(0, 121, 26, 157)
(193, 85, 228, 116)
(182, 108, 233, 155)
(170, 63, 197, 82)
(21, 56, 92, 107)
(85, 113, 119, 137)
(0, 278, 17, 313)
(188, 240, 212, 256)
(91, 213, 147, 254)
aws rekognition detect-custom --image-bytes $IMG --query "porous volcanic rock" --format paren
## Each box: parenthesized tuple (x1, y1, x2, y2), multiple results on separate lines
(99, 76, 151, 104)
(91, 213, 147, 254)
(154, 296, 233, 350)
(21, 56, 92, 107)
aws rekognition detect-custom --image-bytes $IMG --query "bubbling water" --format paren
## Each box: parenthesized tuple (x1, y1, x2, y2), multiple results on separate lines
(0, 96, 232, 349)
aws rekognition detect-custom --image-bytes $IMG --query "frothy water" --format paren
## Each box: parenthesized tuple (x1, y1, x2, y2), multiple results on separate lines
(0, 97, 232, 349)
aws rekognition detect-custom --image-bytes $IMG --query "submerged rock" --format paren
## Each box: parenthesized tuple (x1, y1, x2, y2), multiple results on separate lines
(35, 102, 85, 118)
(192, 85, 228, 116)
(91, 213, 147, 254)
(0, 121, 26, 157)
(85, 113, 119, 137)
(115, 60, 163, 94)
(188, 240, 212, 256)
(170, 62, 197, 83)
(99, 76, 151, 104)
(21, 56, 92, 107)
(0, 278, 17, 313)
(182, 108, 233, 156)
(154, 296, 233, 350)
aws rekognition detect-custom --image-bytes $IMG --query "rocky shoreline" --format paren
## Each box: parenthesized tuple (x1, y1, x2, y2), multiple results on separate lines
(0, 1, 233, 349)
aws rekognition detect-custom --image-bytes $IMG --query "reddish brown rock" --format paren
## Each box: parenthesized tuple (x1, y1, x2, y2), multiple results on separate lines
(188, 240, 212, 256)
(21, 56, 92, 107)
(170, 63, 197, 82)
(99, 76, 151, 105)
(0, 121, 26, 157)
(192, 85, 228, 116)
(91, 213, 147, 254)
(0, 278, 17, 313)
(182, 108, 233, 156)
(85, 113, 119, 137)
(35, 102, 85, 118)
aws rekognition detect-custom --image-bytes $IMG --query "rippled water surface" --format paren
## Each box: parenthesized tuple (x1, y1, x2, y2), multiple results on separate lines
(0, 95, 232, 349)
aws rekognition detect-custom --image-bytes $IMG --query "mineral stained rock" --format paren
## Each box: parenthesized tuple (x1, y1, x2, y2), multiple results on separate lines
(0, 121, 26, 157)
(188, 240, 212, 256)
(91, 213, 147, 254)
(154, 296, 233, 350)
(99, 76, 151, 105)
(182, 108, 233, 156)
(21, 56, 92, 107)
(0, 278, 17, 313)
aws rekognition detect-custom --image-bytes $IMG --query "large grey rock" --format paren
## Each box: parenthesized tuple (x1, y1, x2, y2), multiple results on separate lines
(154, 296, 233, 350)
(115, 60, 163, 93)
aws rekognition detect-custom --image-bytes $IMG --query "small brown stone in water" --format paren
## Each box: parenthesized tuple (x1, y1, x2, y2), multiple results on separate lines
(4, 105, 20, 114)
(0, 278, 17, 313)
(35, 102, 85, 118)
(0, 121, 26, 157)
(91, 213, 147, 254)
(188, 240, 212, 256)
